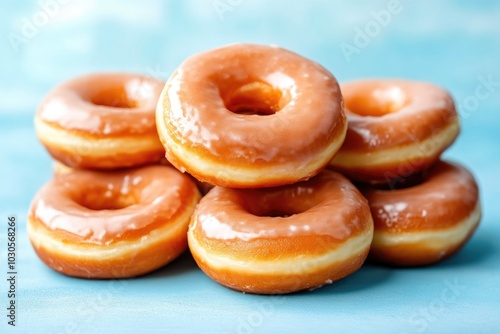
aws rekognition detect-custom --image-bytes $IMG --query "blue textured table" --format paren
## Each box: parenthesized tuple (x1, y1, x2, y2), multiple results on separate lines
(1, 1, 499, 333)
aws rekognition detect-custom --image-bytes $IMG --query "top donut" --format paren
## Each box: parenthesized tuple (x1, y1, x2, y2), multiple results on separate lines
(156, 43, 347, 188)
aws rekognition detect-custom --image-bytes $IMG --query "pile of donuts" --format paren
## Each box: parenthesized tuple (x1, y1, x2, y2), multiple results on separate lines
(28, 44, 481, 294)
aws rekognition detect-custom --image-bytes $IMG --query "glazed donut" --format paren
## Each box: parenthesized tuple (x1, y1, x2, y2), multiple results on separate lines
(362, 161, 481, 266)
(156, 43, 347, 188)
(36, 73, 166, 170)
(28, 165, 201, 278)
(188, 170, 374, 294)
(330, 79, 460, 184)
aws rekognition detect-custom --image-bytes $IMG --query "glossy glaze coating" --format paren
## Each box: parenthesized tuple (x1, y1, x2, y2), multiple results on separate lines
(362, 161, 478, 232)
(35, 72, 166, 169)
(362, 161, 481, 266)
(38, 72, 164, 137)
(330, 79, 459, 184)
(193, 171, 371, 242)
(29, 165, 199, 245)
(188, 170, 374, 294)
(340, 79, 457, 151)
(157, 43, 346, 187)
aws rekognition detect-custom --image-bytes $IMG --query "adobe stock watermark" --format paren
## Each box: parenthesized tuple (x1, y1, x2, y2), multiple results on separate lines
(458, 74, 499, 119)
(145, 65, 170, 81)
(235, 237, 339, 334)
(378, 74, 498, 188)
(7, 0, 73, 55)
(53, 279, 129, 334)
(236, 295, 286, 334)
(135, 64, 170, 99)
(213, 0, 243, 21)
(63, 136, 94, 168)
(339, 0, 405, 62)
(400, 278, 466, 334)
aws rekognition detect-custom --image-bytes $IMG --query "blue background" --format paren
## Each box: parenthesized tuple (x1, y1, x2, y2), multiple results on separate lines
(1, 1, 499, 333)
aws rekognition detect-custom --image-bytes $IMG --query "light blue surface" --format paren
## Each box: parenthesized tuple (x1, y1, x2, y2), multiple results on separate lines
(1, 1, 500, 333)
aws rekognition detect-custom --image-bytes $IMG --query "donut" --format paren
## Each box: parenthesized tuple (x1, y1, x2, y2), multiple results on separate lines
(361, 161, 481, 266)
(27, 165, 201, 278)
(188, 170, 374, 294)
(329, 79, 460, 185)
(156, 43, 347, 188)
(36, 73, 166, 170)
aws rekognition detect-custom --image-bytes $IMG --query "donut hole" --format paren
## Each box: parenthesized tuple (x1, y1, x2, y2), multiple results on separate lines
(240, 189, 317, 218)
(223, 81, 287, 116)
(90, 87, 139, 109)
(345, 85, 408, 116)
(72, 188, 137, 210)
(252, 208, 294, 218)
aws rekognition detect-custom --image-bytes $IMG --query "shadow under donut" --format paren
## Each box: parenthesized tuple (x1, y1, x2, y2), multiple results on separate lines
(138, 251, 200, 279)
(437, 232, 497, 268)
(292, 263, 394, 296)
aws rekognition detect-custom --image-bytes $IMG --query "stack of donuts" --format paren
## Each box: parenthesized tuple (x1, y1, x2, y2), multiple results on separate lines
(329, 80, 481, 267)
(29, 73, 202, 279)
(28, 44, 481, 295)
